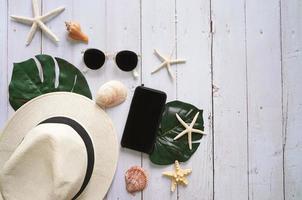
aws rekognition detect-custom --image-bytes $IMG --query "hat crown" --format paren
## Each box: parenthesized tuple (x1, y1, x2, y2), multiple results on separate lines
(0, 123, 87, 200)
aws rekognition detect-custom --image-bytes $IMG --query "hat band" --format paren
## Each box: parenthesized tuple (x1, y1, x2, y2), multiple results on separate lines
(39, 117, 95, 200)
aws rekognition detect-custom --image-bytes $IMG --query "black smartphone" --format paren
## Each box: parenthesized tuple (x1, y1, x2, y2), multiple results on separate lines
(121, 86, 167, 154)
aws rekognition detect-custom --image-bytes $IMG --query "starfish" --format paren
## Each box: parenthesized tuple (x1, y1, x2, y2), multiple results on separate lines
(10, 0, 65, 45)
(162, 160, 192, 192)
(173, 112, 206, 150)
(151, 49, 186, 80)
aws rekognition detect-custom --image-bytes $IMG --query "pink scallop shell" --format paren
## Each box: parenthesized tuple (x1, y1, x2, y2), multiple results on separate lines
(125, 166, 148, 194)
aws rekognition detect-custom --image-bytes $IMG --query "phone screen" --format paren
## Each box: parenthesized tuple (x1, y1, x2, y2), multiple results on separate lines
(121, 86, 167, 154)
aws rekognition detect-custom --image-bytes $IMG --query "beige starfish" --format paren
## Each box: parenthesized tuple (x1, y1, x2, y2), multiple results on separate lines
(173, 112, 206, 150)
(151, 49, 186, 80)
(10, 0, 65, 45)
(162, 160, 192, 192)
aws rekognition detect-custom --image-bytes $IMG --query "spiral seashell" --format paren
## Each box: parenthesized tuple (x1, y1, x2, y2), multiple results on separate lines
(95, 80, 127, 108)
(65, 21, 88, 43)
(125, 166, 148, 194)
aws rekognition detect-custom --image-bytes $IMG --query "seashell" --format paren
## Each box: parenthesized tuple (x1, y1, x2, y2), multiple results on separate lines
(125, 166, 148, 194)
(65, 21, 88, 43)
(95, 80, 127, 108)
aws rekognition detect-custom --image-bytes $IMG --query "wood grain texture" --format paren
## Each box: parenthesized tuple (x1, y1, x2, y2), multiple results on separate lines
(104, 0, 141, 199)
(246, 0, 284, 199)
(211, 0, 249, 199)
(0, 0, 301, 199)
(43, 1, 142, 199)
(7, 0, 42, 117)
(176, 0, 213, 199)
(0, 0, 7, 127)
(281, 0, 302, 199)
(141, 0, 178, 199)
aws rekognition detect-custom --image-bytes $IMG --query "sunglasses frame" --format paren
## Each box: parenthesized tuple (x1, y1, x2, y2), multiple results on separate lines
(81, 49, 140, 78)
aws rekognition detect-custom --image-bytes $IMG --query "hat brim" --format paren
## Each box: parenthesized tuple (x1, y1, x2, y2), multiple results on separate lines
(0, 92, 119, 200)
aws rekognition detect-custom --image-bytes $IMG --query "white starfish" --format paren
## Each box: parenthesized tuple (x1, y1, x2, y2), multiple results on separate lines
(151, 49, 186, 80)
(173, 112, 206, 150)
(10, 0, 65, 45)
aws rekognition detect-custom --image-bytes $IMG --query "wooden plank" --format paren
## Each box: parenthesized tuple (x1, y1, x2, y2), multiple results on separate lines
(211, 0, 249, 199)
(43, 0, 142, 199)
(7, 0, 42, 117)
(0, 0, 8, 128)
(103, 0, 142, 199)
(281, 0, 302, 199)
(42, 0, 106, 93)
(176, 0, 213, 199)
(141, 0, 177, 199)
(41, 0, 73, 59)
(246, 0, 284, 199)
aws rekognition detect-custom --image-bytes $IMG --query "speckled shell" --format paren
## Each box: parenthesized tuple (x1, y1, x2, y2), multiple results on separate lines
(125, 166, 148, 194)
(95, 80, 127, 108)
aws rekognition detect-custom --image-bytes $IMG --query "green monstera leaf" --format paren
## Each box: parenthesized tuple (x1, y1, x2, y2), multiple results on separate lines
(150, 100, 204, 165)
(9, 54, 92, 110)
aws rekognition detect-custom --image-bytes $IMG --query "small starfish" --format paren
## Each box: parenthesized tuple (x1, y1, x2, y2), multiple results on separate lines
(162, 160, 192, 192)
(151, 49, 186, 80)
(173, 112, 206, 150)
(10, 0, 65, 45)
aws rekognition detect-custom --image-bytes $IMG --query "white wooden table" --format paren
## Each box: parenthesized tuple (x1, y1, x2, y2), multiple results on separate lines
(0, 0, 301, 199)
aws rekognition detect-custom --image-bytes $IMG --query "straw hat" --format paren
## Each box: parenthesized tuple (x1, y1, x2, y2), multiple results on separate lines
(0, 92, 119, 200)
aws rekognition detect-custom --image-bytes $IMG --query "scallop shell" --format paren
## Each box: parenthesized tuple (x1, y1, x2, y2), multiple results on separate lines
(125, 166, 148, 194)
(95, 80, 127, 108)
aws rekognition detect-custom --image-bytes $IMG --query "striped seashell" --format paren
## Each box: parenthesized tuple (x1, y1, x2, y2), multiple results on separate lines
(125, 166, 148, 194)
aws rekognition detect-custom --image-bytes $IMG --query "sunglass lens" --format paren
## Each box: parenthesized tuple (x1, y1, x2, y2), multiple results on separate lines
(83, 49, 105, 70)
(115, 50, 138, 71)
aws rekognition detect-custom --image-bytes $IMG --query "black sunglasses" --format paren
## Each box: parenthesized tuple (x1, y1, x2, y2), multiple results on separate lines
(83, 48, 139, 72)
